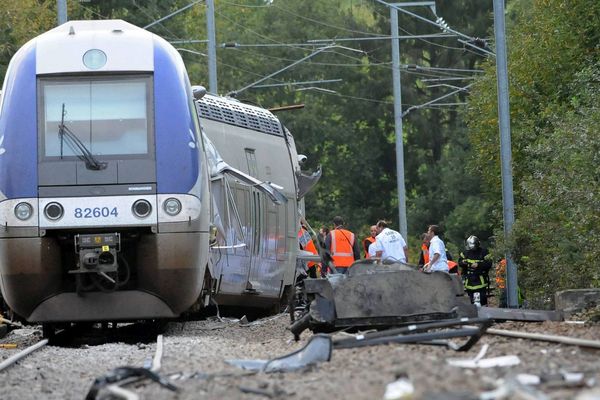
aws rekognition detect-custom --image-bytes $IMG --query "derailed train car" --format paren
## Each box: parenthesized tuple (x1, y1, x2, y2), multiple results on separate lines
(0, 20, 312, 330)
(197, 95, 314, 310)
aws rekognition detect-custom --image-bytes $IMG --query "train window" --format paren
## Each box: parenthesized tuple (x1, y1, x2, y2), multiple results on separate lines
(244, 149, 258, 177)
(39, 75, 152, 158)
(265, 208, 278, 260)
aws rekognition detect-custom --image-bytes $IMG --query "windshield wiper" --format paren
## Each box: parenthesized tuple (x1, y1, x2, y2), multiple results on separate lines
(59, 103, 107, 170)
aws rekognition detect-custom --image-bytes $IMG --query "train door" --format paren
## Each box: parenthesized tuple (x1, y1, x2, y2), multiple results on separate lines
(245, 188, 262, 293)
(210, 176, 252, 296)
(245, 148, 261, 292)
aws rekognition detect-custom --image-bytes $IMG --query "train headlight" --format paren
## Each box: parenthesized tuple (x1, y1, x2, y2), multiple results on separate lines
(14, 202, 33, 221)
(132, 199, 152, 218)
(163, 198, 182, 216)
(83, 49, 107, 70)
(44, 202, 64, 221)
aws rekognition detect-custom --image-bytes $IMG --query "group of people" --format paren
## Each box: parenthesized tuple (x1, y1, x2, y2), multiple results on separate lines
(299, 216, 496, 307)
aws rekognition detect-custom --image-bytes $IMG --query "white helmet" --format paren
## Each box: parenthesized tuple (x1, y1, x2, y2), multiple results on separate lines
(466, 235, 480, 250)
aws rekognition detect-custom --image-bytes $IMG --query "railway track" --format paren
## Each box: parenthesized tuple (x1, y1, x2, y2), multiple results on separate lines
(44, 321, 167, 347)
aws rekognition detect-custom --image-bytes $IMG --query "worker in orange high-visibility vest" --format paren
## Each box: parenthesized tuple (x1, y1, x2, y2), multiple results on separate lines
(324, 216, 361, 274)
(417, 232, 430, 269)
(298, 222, 320, 278)
(362, 225, 377, 258)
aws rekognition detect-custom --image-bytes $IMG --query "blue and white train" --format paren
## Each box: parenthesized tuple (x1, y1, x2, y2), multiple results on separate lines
(0, 20, 316, 329)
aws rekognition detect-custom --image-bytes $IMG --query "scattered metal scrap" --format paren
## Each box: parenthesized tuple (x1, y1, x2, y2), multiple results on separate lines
(332, 317, 492, 351)
(85, 366, 177, 400)
(85, 334, 177, 400)
(226, 334, 332, 373)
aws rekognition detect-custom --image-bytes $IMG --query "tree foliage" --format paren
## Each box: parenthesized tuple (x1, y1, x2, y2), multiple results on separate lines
(466, 0, 600, 307)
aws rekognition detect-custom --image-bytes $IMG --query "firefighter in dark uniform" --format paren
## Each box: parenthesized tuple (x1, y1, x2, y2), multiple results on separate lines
(458, 235, 492, 305)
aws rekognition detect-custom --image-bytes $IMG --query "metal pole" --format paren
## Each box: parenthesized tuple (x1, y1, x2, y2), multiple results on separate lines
(57, 0, 67, 25)
(493, 0, 518, 308)
(206, 0, 218, 94)
(390, 8, 408, 241)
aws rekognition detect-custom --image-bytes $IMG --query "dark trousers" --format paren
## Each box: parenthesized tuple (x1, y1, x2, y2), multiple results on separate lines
(466, 288, 487, 306)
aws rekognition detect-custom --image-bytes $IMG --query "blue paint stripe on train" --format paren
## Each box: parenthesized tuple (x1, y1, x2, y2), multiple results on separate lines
(0, 42, 38, 198)
(153, 40, 199, 194)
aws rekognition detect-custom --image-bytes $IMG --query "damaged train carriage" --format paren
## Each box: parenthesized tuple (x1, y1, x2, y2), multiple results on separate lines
(197, 94, 321, 312)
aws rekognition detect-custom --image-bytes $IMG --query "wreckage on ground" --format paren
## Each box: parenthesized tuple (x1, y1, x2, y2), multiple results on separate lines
(290, 258, 478, 339)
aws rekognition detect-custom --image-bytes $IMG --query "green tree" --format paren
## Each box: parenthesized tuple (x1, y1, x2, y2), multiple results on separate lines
(466, 0, 600, 307)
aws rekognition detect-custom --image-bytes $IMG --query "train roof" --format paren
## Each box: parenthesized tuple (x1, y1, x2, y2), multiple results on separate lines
(34, 20, 157, 74)
(196, 95, 284, 137)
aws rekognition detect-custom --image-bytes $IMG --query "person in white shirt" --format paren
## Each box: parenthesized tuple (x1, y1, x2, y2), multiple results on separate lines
(423, 224, 449, 273)
(368, 220, 408, 264)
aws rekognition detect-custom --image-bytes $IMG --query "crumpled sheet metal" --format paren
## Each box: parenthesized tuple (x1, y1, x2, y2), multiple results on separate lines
(226, 334, 332, 373)
(331, 265, 477, 318)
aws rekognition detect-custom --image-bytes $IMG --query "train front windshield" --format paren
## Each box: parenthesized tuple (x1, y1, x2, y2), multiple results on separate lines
(39, 75, 152, 158)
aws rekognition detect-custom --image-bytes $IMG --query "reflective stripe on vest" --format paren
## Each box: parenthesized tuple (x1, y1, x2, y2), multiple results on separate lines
(331, 229, 355, 267)
(464, 275, 487, 290)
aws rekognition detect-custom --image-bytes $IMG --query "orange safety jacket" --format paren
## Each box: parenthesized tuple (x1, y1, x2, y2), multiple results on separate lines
(298, 228, 319, 268)
(448, 260, 459, 274)
(421, 243, 430, 264)
(330, 229, 356, 268)
(363, 236, 376, 258)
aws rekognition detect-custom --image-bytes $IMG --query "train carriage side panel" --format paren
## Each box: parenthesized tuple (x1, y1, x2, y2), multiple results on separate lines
(198, 97, 298, 305)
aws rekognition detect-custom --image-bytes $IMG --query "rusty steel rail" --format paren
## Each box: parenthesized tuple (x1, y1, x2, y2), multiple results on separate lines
(487, 328, 600, 349)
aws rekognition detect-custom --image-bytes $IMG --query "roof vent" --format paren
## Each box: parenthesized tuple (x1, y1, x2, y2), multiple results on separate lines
(69, 26, 75, 35)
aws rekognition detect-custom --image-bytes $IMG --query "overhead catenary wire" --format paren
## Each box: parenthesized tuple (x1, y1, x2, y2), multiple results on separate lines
(143, 0, 203, 30)
(184, 2, 482, 105)
(133, 0, 187, 42)
(376, 0, 496, 57)
(402, 83, 473, 117)
(177, 48, 287, 85)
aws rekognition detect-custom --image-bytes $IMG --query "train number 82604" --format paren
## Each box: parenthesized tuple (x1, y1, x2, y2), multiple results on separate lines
(74, 207, 119, 218)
